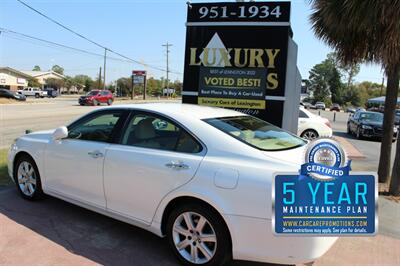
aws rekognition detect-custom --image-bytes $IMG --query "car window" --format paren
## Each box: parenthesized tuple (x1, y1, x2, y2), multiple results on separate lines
(299, 110, 309, 118)
(68, 111, 124, 142)
(100, 91, 109, 96)
(121, 113, 202, 153)
(204, 116, 306, 151)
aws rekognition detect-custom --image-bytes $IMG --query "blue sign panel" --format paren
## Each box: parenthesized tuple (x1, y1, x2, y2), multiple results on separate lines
(273, 174, 377, 235)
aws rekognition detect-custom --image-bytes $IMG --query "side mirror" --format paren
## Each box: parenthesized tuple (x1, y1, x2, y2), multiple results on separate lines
(53, 126, 68, 140)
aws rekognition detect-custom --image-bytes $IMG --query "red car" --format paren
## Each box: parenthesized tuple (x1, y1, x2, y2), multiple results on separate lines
(79, 90, 114, 106)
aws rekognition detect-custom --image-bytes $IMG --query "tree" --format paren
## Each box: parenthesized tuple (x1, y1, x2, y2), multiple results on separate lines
(116, 77, 132, 97)
(307, 56, 343, 105)
(51, 65, 64, 75)
(73, 75, 93, 94)
(27, 77, 41, 88)
(32, 65, 41, 71)
(310, 0, 400, 194)
(45, 78, 65, 92)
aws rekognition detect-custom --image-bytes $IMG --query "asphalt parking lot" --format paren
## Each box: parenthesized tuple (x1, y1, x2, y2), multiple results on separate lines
(0, 98, 399, 266)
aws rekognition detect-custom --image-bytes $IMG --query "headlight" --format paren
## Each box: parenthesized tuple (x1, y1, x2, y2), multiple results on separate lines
(361, 125, 372, 129)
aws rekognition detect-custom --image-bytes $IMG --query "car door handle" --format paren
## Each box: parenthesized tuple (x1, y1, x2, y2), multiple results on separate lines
(165, 161, 189, 170)
(88, 150, 103, 158)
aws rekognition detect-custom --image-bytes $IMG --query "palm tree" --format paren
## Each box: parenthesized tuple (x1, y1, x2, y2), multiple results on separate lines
(309, 0, 400, 194)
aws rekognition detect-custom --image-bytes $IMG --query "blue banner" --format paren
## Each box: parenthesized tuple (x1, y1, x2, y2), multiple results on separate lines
(273, 174, 377, 235)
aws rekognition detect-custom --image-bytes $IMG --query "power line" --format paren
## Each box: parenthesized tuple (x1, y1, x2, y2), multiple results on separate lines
(15, 0, 183, 75)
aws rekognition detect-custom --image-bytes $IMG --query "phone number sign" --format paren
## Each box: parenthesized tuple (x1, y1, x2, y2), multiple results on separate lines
(273, 173, 377, 235)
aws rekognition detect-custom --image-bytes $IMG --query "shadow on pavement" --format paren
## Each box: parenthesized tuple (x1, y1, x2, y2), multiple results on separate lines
(0, 188, 284, 266)
(334, 131, 383, 143)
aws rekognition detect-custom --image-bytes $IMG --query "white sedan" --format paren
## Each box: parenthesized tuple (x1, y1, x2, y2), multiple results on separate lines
(298, 107, 333, 140)
(8, 103, 337, 265)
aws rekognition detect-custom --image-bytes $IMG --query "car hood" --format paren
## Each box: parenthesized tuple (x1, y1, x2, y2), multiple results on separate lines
(361, 121, 382, 127)
(21, 129, 54, 141)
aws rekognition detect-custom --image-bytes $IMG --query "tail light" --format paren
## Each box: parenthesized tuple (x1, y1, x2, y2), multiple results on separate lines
(325, 120, 332, 128)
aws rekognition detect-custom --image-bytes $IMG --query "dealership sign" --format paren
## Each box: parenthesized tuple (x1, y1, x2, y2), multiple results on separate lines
(273, 139, 377, 236)
(182, 1, 300, 131)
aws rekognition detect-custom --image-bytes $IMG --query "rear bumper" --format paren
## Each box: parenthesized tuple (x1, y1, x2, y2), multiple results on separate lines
(224, 214, 337, 264)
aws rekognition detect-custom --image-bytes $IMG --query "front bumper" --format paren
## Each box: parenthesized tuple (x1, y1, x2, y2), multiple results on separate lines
(224, 214, 338, 264)
(79, 98, 92, 105)
(361, 128, 397, 139)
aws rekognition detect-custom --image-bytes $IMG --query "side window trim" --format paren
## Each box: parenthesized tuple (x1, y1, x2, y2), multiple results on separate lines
(118, 110, 206, 154)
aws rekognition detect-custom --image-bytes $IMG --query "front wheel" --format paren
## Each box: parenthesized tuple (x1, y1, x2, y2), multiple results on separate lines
(14, 155, 44, 200)
(92, 99, 99, 106)
(166, 204, 231, 266)
(35, 93, 40, 98)
(107, 99, 113, 105)
(356, 127, 363, 140)
(301, 129, 319, 140)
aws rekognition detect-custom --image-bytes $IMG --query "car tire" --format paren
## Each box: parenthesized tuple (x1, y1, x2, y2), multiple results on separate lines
(166, 203, 232, 266)
(13, 155, 44, 200)
(347, 124, 351, 134)
(356, 127, 363, 140)
(92, 99, 99, 106)
(300, 129, 319, 140)
(107, 99, 113, 106)
(35, 93, 39, 98)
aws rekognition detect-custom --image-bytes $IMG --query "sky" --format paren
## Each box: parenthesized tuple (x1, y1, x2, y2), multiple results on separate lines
(0, 0, 384, 85)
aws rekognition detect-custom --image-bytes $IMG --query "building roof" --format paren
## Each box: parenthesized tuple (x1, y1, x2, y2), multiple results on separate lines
(367, 96, 400, 104)
(21, 70, 65, 79)
(0, 67, 33, 79)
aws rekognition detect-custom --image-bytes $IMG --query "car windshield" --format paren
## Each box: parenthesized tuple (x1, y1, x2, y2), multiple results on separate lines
(360, 112, 383, 122)
(87, 91, 99, 96)
(204, 116, 306, 151)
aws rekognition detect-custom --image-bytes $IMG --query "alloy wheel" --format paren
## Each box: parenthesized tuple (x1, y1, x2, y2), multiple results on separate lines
(302, 130, 318, 140)
(17, 161, 37, 197)
(172, 211, 217, 264)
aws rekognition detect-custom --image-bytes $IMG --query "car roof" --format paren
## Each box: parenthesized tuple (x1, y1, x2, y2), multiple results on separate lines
(106, 103, 246, 120)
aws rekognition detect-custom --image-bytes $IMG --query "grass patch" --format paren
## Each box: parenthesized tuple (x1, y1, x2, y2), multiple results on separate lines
(0, 149, 12, 186)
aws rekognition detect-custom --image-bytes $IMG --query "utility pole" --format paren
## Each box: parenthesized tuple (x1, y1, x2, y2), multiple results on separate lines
(103, 48, 107, 90)
(98, 66, 102, 89)
(162, 42, 172, 97)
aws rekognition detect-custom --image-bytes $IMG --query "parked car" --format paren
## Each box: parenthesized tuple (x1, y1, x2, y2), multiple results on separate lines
(0, 88, 26, 101)
(300, 102, 312, 109)
(18, 87, 47, 98)
(315, 101, 326, 110)
(346, 106, 356, 114)
(330, 103, 341, 112)
(347, 111, 398, 140)
(7, 103, 337, 265)
(79, 90, 114, 106)
(43, 88, 58, 98)
(298, 106, 332, 140)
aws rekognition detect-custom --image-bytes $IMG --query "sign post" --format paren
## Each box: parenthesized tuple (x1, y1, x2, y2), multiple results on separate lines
(132, 70, 147, 100)
(182, 1, 301, 132)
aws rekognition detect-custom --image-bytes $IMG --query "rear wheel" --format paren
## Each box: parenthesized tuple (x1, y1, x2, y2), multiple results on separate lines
(35, 93, 39, 98)
(14, 155, 44, 200)
(166, 203, 231, 266)
(347, 123, 351, 134)
(301, 129, 319, 140)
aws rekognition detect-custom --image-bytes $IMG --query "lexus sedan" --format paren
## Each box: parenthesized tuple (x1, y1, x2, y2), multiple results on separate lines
(298, 107, 332, 140)
(8, 103, 337, 265)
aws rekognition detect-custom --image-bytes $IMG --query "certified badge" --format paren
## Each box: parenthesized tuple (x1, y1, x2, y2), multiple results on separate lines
(300, 138, 351, 181)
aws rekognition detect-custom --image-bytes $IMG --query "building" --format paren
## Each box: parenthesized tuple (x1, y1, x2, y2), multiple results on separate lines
(0, 67, 32, 91)
(21, 70, 65, 89)
(0, 66, 67, 92)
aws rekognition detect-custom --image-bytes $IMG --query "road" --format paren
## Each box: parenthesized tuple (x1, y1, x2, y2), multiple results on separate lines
(0, 187, 398, 266)
(0, 97, 177, 149)
(310, 110, 397, 172)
